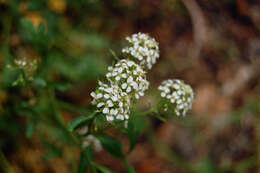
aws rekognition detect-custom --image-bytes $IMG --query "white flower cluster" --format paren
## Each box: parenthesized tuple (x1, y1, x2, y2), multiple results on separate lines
(122, 32, 159, 69)
(76, 125, 102, 152)
(91, 81, 130, 122)
(106, 59, 149, 100)
(158, 79, 194, 116)
(91, 33, 159, 122)
(82, 135, 102, 152)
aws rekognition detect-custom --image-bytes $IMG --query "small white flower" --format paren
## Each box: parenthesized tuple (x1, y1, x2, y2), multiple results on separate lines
(115, 76, 120, 81)
(158, 79, 194, 116)
(122, 83, 127, 89)
(161, 92, 166, 97)
(97, 93, 103, 98)
(104, 94, 109, 99)
(90, 92, 96, 98)
(103, 107, 109, 114)
(97, 102, 104, 108)
(107, 100, 114, 107)
(122, 32, 159, 69)
(126, 86, 131, 93)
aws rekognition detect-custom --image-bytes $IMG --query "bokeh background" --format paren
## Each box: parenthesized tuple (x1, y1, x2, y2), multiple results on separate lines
(0, 0, 260, 172)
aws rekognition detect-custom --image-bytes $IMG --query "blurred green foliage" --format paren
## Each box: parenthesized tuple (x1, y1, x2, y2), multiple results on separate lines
(0, 0, 260, 173)
(0, 0, 114, 172)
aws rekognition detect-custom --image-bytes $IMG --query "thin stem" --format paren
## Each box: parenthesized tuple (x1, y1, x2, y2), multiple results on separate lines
(109, 49, 120, 61)
(140, 105, 158, 116)
(139, 103, 166, 122)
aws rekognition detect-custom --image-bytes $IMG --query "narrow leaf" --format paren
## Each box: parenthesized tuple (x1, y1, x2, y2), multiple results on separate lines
(91, 162, 116, 173)
(77, 148, 91, 173)
(67, 114, 95, 132)
(127, 120, 139, 152)
(96, 134, 124, 158)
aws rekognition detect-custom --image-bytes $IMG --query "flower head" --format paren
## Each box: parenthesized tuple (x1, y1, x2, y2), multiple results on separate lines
(106, 59, 149, 100)
(91, 81, 130, 122)
(82, 135, 102, 152)
(158, 79, 194, 116)
(122, 33, 159, 69)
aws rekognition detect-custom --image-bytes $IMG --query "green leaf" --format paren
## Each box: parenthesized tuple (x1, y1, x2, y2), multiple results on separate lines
(123, 159, 136, 173)
(67, 114, 95, 132)
(49, 82, 72, 91)
(127, 119, 139, 152)
(19, 18, 50, 51)
(96, 134, 124, 158)
(77, 147, 92, 173)
(20, 18, 35, 41)
(33, 77, 47, 87)
(91, 162, 116, 173)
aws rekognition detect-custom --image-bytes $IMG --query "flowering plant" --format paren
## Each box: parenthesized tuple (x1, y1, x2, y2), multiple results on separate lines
(66, 33, 194, 172)
(7, 31, 193, 172)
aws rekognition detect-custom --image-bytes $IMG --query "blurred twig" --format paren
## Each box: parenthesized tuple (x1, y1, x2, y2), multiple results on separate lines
(181, 0, 208, 59)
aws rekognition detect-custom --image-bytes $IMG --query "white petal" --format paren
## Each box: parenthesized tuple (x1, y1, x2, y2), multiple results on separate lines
(97, 93, 103, 99)
(90, 92, 96, 98)
(122, 83, 127, 89)
(97, 102, 104, 108)
(126, 86, 131, 93)
(122, 74, 127, 78)
(103, 107, 109, 114)
(127, 76, 133, 83)
(115, 76, 120, 81)
(161, 92, 166, 97)
(111, 96, 118, 102)
(107, 101, 114, 107)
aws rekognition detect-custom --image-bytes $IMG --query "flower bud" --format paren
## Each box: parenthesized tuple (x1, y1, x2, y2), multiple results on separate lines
(82, 135, 102, 152)
(158, 79, 194, 116)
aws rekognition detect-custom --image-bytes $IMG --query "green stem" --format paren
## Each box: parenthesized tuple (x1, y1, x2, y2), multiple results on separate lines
(109, 49, 120, 61)
(47, 88, 81, 147)
(140, 105, 159, 116)
(140, 104, 166, 122)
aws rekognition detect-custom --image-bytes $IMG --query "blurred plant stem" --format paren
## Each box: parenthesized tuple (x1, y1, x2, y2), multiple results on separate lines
(48, 88, 81, 145)
(0, 151, 15, 173)
(140, 103, 166, 122)
(109, 49, 120, 61)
